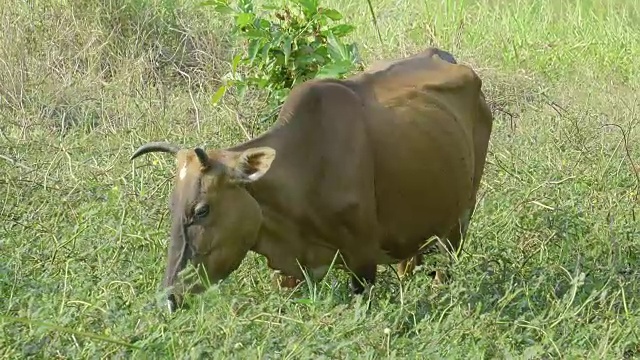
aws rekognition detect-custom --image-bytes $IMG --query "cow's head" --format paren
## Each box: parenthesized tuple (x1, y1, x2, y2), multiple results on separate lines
(130, 142, 276, 312)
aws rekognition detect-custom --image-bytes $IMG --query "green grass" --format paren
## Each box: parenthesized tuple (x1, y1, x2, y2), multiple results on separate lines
(1, 0, 639, 357)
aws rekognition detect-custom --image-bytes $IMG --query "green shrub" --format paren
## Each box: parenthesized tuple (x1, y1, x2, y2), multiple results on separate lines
(203, 0, 363, 115)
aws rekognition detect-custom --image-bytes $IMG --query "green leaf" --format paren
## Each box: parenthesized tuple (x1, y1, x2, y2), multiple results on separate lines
(270, 32, 283, 46)
(198, 0, 234, 14)
(214, 4, 234, 14)
(315, 60, 354, 79)
(283, 35, 292, 64)
(236, 13, 255, 27)
(257, 19, 271, 29)
(243, 29, 266, 39)
(327, 24, 355, 37)
(260, 42, 272, 63)
(291, 75, 307, 87)
(294, 53, 324, 67)
(236, 83, 247, 100)
(247, 39, 262, 65)
(238, 0, 253, 13)
(248, 77, 270, 88)
(320, 8, 343, 21)
(346, 43, 361, 63)
(211, 85, 227, 106)
(273, 88, 291, 100)
(311, 45, 329, 58)
(231, 54, 243, 74)
(294, 0, 318, 15)
(326, 32, 351, 62)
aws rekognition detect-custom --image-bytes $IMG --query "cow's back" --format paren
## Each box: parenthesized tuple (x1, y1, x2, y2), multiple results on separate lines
(348, 49, 492, 260)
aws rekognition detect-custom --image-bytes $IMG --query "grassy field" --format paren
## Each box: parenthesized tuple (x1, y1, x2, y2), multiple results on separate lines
(1, 0, 639, 357)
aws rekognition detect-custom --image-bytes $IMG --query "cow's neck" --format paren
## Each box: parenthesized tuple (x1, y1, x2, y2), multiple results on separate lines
(226, 124, 317, 278)
(225, 87, 342, 278)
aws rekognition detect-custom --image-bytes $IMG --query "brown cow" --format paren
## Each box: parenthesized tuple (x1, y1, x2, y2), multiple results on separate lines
(131, 47, 493, 312)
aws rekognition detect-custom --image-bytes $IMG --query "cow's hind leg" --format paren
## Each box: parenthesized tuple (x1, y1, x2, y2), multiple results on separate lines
(397, 254, 424, 278)
(432, 207, 474, 285)
(349, 262, 377, 295)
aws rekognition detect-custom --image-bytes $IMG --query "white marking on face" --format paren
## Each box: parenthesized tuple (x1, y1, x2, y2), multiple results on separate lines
(178, 164, 187, 180)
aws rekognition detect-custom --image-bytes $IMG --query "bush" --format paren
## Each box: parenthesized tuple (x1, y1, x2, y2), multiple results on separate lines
(203, 0, 363, 117)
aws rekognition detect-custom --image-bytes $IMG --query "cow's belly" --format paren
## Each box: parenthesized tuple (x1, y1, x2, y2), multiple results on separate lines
(372, 120, 474, 250)
(373, 156, 474, 261)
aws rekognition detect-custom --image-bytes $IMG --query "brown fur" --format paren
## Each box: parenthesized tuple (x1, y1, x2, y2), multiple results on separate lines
(131, 47, 493, 310)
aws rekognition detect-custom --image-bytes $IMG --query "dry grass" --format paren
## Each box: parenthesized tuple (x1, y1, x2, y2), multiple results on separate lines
(1, 0, 639, 358)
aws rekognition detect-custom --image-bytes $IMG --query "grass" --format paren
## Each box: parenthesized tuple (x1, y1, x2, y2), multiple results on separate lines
(1, 0, 639, 357)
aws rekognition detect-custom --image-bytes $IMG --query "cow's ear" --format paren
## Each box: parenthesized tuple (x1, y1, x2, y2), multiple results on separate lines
(229, 147, 276, 183)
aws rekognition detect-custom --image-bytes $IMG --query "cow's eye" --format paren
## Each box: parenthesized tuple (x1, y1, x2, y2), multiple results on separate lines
(193, 203, 209, 219)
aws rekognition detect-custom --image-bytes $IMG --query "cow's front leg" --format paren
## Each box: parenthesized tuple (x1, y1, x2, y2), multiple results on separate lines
(349, 263, 377, 294)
